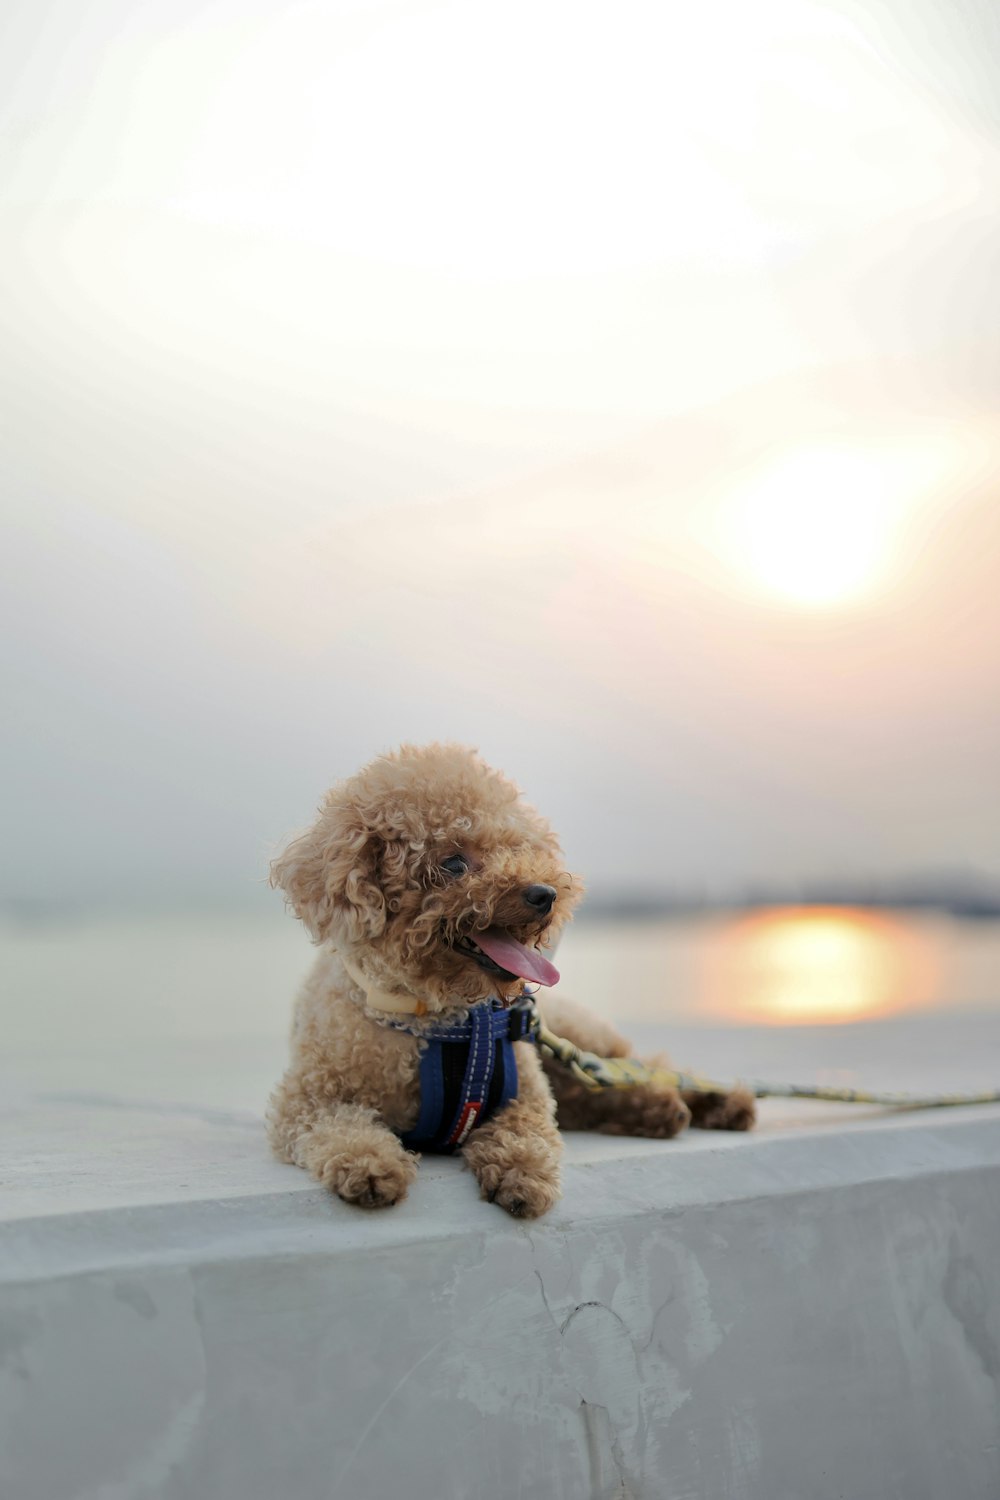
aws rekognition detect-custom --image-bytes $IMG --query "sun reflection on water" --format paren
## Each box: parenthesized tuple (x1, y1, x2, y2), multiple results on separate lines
(708, 907, 937, 1025)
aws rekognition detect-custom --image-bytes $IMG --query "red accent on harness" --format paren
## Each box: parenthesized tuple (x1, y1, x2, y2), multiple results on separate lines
(448, 1101, 481, 1147)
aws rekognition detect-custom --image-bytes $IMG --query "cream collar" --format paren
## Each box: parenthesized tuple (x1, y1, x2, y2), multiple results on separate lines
(335, 948, 432, 1017)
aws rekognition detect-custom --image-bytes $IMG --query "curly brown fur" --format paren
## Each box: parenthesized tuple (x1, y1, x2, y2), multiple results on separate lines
(268, 743, 754, 1218)
(461, 1043, 563, 1216)
(682, 1086, 757, 1132)
(270, 744, 579, 1013)
(540, 996, 692, 1137)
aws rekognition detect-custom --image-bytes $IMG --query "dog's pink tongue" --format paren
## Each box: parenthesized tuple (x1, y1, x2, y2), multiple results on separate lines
(474, 928, 560, 987)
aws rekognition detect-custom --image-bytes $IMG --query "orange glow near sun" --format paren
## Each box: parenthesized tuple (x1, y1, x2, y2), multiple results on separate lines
(708, 907, 936, 1025)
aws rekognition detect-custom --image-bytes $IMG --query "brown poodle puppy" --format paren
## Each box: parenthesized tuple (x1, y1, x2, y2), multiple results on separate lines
(268, 744, 754, 1217)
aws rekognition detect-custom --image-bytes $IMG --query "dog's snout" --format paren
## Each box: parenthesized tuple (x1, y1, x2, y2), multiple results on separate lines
(523, 883, 557, 915)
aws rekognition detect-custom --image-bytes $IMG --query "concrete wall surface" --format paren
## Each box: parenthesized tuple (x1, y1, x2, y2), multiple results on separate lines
(3, 1027, 1000, 1500)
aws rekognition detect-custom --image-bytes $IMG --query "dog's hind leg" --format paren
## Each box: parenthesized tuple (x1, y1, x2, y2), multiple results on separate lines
(547, 1065, 692, 1138)
(538, 994, 692, 1139)
(539, 994, 633, 1061)
(681, 1085, 756, 1132)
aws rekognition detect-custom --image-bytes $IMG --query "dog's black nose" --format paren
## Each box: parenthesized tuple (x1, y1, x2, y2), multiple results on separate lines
(523, 883, 557, 915)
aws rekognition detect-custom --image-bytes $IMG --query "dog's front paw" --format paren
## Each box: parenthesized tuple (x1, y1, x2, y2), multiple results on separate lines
(478, 1159, 561, 1218)
(464, 1137, 562, 1218)
(319, 1146, 419, 1209)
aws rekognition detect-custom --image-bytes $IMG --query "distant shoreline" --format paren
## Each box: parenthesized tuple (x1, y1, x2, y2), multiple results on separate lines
(579, 891, 1000, 922)
(4, 887, 1000, 927)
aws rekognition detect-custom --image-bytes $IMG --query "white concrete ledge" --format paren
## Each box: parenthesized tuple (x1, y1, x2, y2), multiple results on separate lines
(3, 1023, 1000, 1500)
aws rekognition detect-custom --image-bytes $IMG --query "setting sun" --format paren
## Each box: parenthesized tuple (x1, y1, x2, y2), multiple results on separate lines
(714, 446, 917, 608)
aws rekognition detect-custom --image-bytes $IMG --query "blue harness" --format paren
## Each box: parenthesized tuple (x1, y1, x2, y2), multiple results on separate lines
(389, 998, 537, 1153)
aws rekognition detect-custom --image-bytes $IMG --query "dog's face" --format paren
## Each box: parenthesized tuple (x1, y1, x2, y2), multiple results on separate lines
(272, 744, 584, 1011)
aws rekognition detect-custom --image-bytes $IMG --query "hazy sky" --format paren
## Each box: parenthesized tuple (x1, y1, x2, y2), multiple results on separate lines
(2, 0, 999, 908)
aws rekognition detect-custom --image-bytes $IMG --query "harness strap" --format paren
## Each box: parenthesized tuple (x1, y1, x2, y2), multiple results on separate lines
(399, 999, 536, 1153)
(385, 1005, 533, 1043)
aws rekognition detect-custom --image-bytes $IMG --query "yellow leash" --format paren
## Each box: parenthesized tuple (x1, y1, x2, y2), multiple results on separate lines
(532, 1015, 1000, 1111)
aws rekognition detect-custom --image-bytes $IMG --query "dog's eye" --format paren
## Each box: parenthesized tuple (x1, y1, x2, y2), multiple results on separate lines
(440, 854, 469, 878)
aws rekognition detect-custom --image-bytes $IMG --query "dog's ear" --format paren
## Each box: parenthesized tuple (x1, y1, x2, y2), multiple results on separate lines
(270, 793, 388, 944)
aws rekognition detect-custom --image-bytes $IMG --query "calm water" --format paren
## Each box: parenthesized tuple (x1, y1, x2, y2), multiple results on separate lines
(2, 906, 998, 1046)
